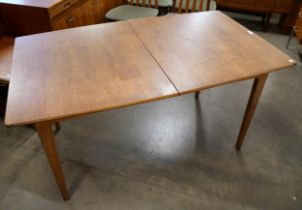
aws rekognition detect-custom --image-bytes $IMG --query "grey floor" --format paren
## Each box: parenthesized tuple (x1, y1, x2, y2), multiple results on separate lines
(1, 9, 302, 210)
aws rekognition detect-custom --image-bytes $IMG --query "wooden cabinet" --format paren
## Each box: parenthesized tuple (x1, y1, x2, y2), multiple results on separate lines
(217, 0, 302, 33)
(52, 0, 96, 30)
(279, 0, 302, 33)
(0, 0, 124, 37)
(295, 5, 302, 43)
(217, 0, 294, 13)
(273, 0, 295, 13)
(216, 0, 274, 13)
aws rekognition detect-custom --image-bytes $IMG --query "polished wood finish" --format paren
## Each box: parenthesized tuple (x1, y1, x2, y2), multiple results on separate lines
(129, 12, 295, 94)
(5, 22, 178, 126)
(172, 0, 210, 98)
(35, 122, 70, 201)
(5, 12, 296, 200)
(235, 74, 268, 150)
(0, 37, 14, 84)
(0, 0, 124, 36)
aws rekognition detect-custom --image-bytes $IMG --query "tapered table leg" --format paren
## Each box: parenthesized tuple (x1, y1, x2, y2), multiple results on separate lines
(35, 122, 70, 201)
(235, 74, 268, 150)
(195, 91, 200, 99)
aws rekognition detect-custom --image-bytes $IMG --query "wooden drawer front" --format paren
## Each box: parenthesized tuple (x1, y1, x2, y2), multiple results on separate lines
(49, 0, 80, 19)
(52, 0, 95, 31)
(237, 0, 274, 8)
(216, 0, 273, 12)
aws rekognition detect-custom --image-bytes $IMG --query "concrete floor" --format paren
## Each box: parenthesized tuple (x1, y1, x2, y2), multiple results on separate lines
(1, 11, 302, 210)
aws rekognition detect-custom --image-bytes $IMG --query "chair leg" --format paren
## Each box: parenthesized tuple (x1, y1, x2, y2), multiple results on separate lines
(263, 13, 271, 32)
(195, 91, 200, 99)
(286, 28, 295, 49)
(55, 122, 61, 134)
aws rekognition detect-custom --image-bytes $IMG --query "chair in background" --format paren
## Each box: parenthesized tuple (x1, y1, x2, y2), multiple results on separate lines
(106, 0, 160, 21)
(286, 10, 302, 49)
(128, 0, 173, 14)
(172, 0, 210, 14)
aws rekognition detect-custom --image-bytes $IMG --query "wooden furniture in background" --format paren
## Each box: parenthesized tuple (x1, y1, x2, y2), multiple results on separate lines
(0, 37, 14, 84)
(0, 0, 124, 36)
(294, 4, 302, 43)
(286, 4, 302, 48)
(5, 12, 296, 200)
(0, 37, 13, 115)
(278, 0, 302, 33)
(105, 0, 159, 21)
(0, 15, 5, 36)
(216, 0, 302, 33)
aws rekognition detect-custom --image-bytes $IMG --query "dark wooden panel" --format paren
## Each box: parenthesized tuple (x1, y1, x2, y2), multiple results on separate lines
(273, 0, 295, 13)
(0, 4, 52, 36)
(216, 0, 273, 13)
(279, 0, 302, 33)
(217, 0, 293, 13)
(0, 13, 5, 36)
(0, 37, 14, 84)
(0, 0, 125, 36)
(0, 0, 61, 8)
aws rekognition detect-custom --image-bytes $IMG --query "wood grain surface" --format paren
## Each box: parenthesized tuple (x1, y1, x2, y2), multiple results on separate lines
(5, 22, 178, 126)
(129, 11, 296, 94)
(5, 11, 296, 126)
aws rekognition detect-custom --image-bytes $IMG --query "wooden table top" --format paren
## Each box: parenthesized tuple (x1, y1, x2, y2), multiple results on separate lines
(5, 22, 178, 125)
(130, 11, 296, 94)
(0, 37, 14, 84)
(5, 11, 296, 126)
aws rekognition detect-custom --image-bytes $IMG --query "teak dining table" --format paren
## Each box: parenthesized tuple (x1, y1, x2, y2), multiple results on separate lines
(5, 11, 296, 201)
